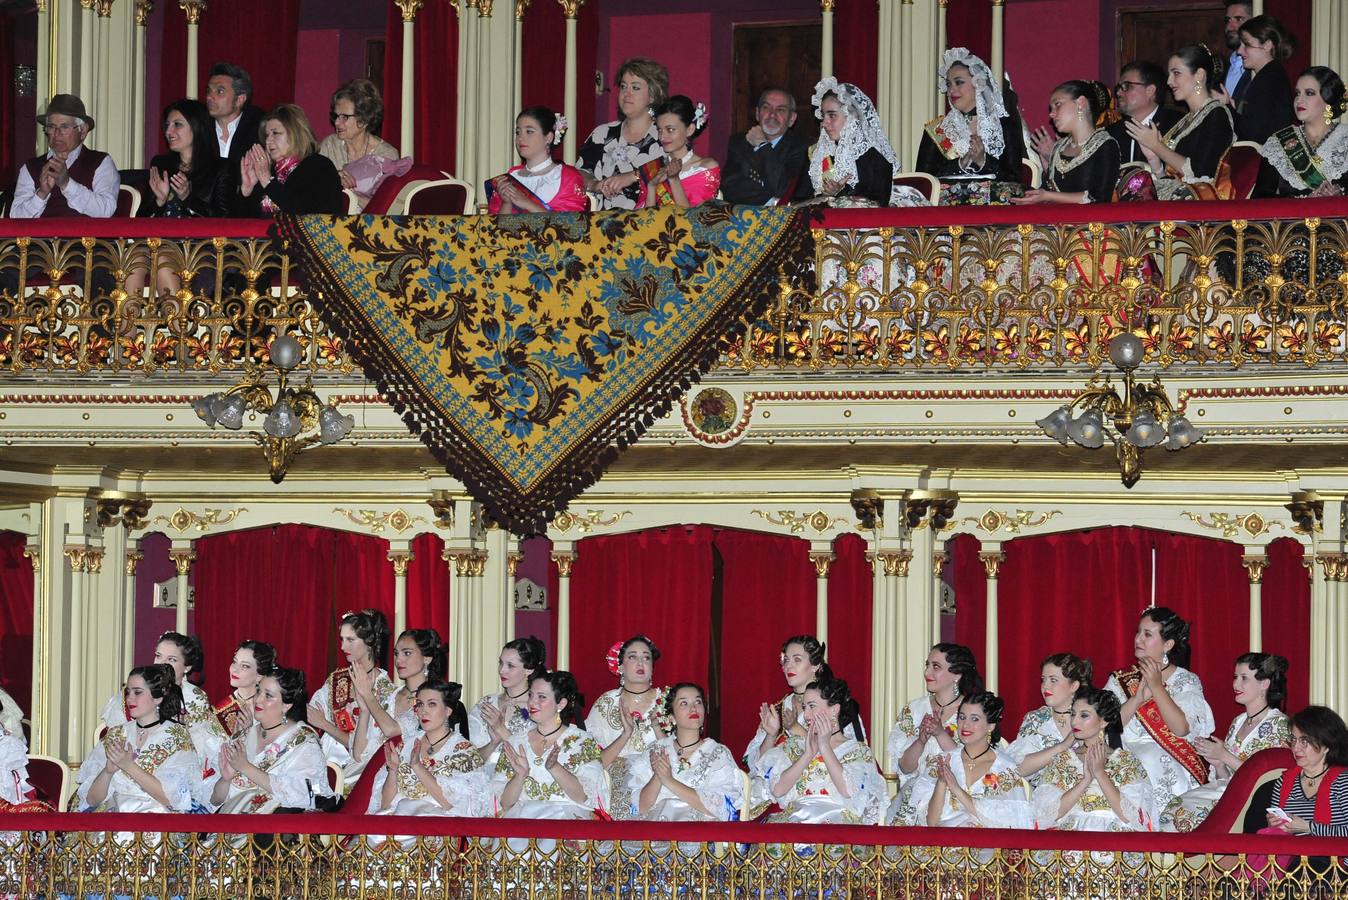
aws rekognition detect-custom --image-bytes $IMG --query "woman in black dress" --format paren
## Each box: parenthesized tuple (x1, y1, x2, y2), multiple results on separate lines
(1013, 81, 1119, 205)
(1126, 45, 1235, 200)
(145, 99, 230, 218)
(1232, 15, 1296, 145)
(1257, 66, 1348, 197)
(807, 77, 926, 207)
(916, 48, 1026, 186)
(234, 104, 345, 216)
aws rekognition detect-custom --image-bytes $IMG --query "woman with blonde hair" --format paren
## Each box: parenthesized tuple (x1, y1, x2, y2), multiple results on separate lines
(576, 57, 668, 209)
(234, 103, 345, 215)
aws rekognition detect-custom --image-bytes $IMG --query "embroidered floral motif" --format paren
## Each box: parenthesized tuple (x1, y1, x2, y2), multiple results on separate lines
(106, 722, 194, 776)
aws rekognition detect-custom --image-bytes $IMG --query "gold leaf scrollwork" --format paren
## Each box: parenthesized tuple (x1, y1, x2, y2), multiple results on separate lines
(962, 509, 1063, 535)
(751, 509, 847, 536)
(1182, 511, 1286, 540)
(387, 551, 414, 577)
(442, 549, 488, 577)
(178, 0, 206, 25)
(551, 510, 631, 535)
(335, 508, 428, 535)
(152, 507, 246, 533)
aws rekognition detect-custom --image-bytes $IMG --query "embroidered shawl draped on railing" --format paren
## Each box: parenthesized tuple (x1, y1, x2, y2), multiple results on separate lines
(275, 206, 812, 533)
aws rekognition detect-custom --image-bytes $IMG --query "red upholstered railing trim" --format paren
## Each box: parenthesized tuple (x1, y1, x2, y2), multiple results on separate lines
(2, 810, 1346, 853)
(1195, 746, 1296, 834)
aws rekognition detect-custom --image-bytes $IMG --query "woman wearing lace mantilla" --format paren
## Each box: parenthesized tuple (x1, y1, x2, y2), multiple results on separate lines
(917, 48, 1027, 190)
(808, 77, 927, 208)
(585, 635, 671, 819)
(1258, 66, 1348, 197)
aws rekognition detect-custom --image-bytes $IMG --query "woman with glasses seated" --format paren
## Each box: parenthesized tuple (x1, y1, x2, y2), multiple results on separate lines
(318, 78, 401, 210)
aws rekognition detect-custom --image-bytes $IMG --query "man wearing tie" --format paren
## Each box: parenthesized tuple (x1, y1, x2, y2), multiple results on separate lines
(721, 88, 810, 205)
(1107, 62, 1183, 165)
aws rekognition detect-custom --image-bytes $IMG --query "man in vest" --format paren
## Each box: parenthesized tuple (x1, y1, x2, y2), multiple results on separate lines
(10, 94, 120, 218)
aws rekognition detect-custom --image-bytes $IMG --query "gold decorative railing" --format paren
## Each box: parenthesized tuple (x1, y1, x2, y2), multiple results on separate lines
(2, 199, 1346, 378)
(3, 820, 1345, 900)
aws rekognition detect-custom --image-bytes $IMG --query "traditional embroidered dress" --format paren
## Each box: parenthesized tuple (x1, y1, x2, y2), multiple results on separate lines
(467, 691, 534, 772)
(210, 721, 331, 815)
(1046, 131, 1121, 203)
(0, 688, 22, 740)
(1163, 708, 1290, 831)
(1032, 745, 1157, 833)
(101, 680, 225, 777)
(885, 694, 959, 824)
(308, 665, 396, 783)
(76, 720, 202, 815)
(491, 725, 608, 821)
(487, 161, 590, 213)
(640, 736, 743, 822)
(756, 733, 884, 825)
(576, 120, 662, 210)
(1106, 666, 1214, 800)
(375, 685, 423, 749)
(585, 687, 670, 819)
(639, 160, 722, 208)
(1153, 100, 1236, 200)
(369, 732, 489, 818)
(900, 746, 1033, 829)
(744, 691, 807, 773)
(1260, 122, 1348, 197)
(1008, 706, 1072, 785)
(212, 694, 251, 739)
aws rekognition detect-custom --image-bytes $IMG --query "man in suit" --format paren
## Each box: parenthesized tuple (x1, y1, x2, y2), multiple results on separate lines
(721, 88, 811, 205)
(204, 62, 263, 188)
(1108, 61, 1183, 165)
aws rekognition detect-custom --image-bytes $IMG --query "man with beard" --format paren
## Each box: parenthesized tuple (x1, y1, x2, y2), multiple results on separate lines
(721, 87, 810, 205)
(1223, 2, 1254, 96)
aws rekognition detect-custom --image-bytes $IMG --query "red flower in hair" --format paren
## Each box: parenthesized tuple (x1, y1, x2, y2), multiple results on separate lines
(606, 641, 624, 676)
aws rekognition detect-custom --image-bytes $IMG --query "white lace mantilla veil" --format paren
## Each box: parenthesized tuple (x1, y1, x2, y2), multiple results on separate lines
(809, 77, 924, 207)
(936, 47, 1009, 161)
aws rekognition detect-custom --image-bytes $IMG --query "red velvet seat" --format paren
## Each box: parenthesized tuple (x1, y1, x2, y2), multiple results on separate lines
(1224, 141, 1264, 201)
(341, 737, 396, 813)
(403, 179, 472, 215)
(25, 754, 71, 811)
(1195, 746, 1295, 833)
(362, 165, 450, 215)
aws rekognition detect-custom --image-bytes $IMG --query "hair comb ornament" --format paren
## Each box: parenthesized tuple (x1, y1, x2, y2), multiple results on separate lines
(552, 115, 568, 146)
(606, 641, 624, 676)
(692, 102, 708, 131)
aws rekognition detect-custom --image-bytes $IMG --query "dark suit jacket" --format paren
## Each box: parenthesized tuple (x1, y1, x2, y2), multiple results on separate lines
(1107, 106, 1185, 165)
(217, 105, 265, 194)
(1235, 62, 1295, 145)
(720, 130, 810, 205)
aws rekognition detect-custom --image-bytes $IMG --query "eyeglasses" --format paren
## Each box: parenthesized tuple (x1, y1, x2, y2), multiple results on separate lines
(42, 123, 79, 135)
(1115, 81, 1146, 93)
(329, 112, 357, 125)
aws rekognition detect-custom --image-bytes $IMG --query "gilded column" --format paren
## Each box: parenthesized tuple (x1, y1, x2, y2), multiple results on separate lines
(809, 547, 833, 645)
(820, 0, 835, 79)
(395, 0, 423, 157)
(79, 0, 97, 108)
(1242, 554, 1268, 652)
(180, 1, 206, 98)
(124, 545, 143, 675)
(134, 1, 153, 166)
(552, 545, 575, 669)
(872, 548, 911, 774)
(443, 547, 488, 685)
(990, 0, 1006, 84)
(559, 0, 584, 161)
(168, 544, 194, 635)
(388, 545, 413, 638)
(979, 549, 1004, 692)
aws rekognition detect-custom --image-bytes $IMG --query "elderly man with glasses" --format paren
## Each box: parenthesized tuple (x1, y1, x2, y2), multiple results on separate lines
(10, 94, 119, 218)
(1106, 61, 1183, 165)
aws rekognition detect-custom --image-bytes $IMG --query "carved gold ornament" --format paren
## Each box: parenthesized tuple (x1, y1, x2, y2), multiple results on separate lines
(23, 547, 40, 575)
(751, 509, 847, 536)
(850, 489, 883, 530)
(387, 551, 414, 577)
(809, 551, 834, 578)
(125, 550, 145, 576)
(551, 509, 631, 535)
(963, 509, 1062, 535)
(1181, 511, 1286, 540)
(178, 0, 205, 25)
(442, 549, 488, 577)
(95, 0, 115, 16)
(551, 551, 575, 577)
(152, 507, 246, 533)
(873, 550, 912, 577)
(1241, 556, 1268, 584)
(135, 0, 153, 26)
(395, 0, 425, 23)
(1286, 491, 1323, 534)
(557, 0, 583, 17)
(168, 548, 196, 576)
(932, 550, 949, 578)
(979, 551, 1005, 579)
(1318, 554, 1348, 582)
(335, 508, 427, 535)
(97, 493, 153, 530)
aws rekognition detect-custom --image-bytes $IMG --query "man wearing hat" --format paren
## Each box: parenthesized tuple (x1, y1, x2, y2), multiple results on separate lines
(10, 94, 120, 218)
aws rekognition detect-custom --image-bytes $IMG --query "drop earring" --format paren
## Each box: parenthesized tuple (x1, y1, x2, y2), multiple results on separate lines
(1326, 105, 1336, 126)
(1162, 652, 1170, 667)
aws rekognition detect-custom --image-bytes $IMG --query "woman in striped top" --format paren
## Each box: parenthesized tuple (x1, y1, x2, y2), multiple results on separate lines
(1264, 705, 1348, 837)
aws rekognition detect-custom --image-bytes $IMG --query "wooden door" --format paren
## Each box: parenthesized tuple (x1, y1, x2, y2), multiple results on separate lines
(731, 22, 821, 147)
(1117, 5, 1226, 81)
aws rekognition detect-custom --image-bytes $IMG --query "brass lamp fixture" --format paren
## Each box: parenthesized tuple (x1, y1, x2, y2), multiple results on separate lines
(191, 335, 353, 483)
(1035, 333, 1203, 488)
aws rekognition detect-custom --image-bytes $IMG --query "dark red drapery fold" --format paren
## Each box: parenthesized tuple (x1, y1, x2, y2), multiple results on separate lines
(1265, 0, 1312, 80)
(519, 4, 598, 159)
(995, 528, 1153, 733)
(330, 529, 397, 637)
(383, 0, 458, 173)
(833, 0, 879, 107)
(945, 0, 992, 68)
(827, 533, 872, 722)
(950, 533, 986, 663)
(0, 531, 33, 716)
(406, 533, 449, 640)
(569, 527, 716, 717)
(1262, 537, 1310, 713)
(0, 13, 15, 185)
(713, 528, 816, 760)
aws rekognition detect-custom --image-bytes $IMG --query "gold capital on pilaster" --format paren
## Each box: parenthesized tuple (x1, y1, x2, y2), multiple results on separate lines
(179, 0, 205, 25)
(1317, 554, 1348, 582)
(508, 552, 523, 578)
(96, 0, 115, 16)
(515, 0, 531, 19)
(820, 0, 835, 10)
(551, 551, 575, 577)
(477, 0, 493, 16)
(36, 0, 47, 13)
(979, 551, 1005, 579)
(135, 0, 153, 26)
(64, 546, 88, 572)
(991, 0, 1005, 5)
(84, 548, 105, 574)
(442, 549, 488, 577)
(557, 0, 583, 18)
(125, 550, 145, 576)
(80, 0, 96, 10)
(932, 550, 948, 578)
(23, 546, 41, 574)
(1242, 556, 1269, 584)
(874, 550, 912, 577)
(395, 0, 423, 22)
(809, 551, 834, 578)
(168, 548, 196, 576)
(387, 550, 414, 578)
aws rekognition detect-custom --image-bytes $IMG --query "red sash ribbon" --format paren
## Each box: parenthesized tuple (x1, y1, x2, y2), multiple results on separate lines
(640, 159, 675, 207)
(1116, 666, 1210, 785)
(487, 173, 553, 211)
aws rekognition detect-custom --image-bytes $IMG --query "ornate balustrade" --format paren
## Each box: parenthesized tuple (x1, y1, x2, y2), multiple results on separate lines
(1, 198, 1345, 379)
(1, 811, 1343, 898)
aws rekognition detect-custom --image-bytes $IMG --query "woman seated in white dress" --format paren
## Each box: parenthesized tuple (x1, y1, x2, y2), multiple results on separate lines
(77, 664, 203, 815)
(358, 628, 446, 764)
(307, 608, 396, 785)
(886, 642, 984, 823)
(1009, 653, 1093, 784)
(469, 636, 547, 772)
(909, 691, 1032, 829)
(744, 634, 833, 773)
(212, 640, 276, 739)
(1164, 652, 1291, 831)
(585, 634, 670, 819)
(209, 667, 332, 815)
(1032, 687, 1157, 832)
(369, 680, 488, 820)
(757, 678, 884, 824)
(0, 705, 46, 814)
(101, 631, 225, 771)
(1105, 607, 1214, 802)
(493, 671, 608, 822)
(639, 683, 743, 822)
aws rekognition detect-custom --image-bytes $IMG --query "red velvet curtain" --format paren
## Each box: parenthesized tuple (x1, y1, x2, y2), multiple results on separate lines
(945, 0, 992, 67)
(950, 533, 987, 660)
(827, 533, 872, 722)
(833, 0, 879, 107)
(383, 0, 458, 173)
(1262, 537, 1310, 713)
(0, 532, 33, 716)
(520, 3, 598, 157)
(194, 525, 393, 703)
(714, 529, 817, 759)
(1266, 0, 1312, 79)
(568, 527, 716, 717)
(406, 533, 449, 639)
